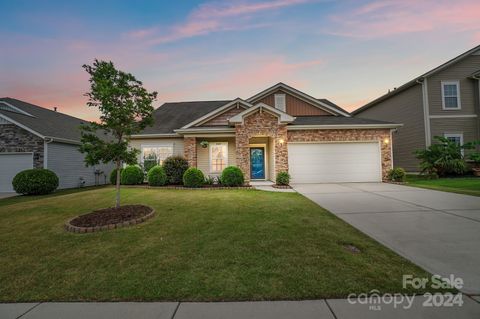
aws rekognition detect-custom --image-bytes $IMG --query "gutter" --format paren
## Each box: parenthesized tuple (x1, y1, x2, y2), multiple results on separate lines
(131, 133, 181, 138)
(174, 128, 236, 134)
(287, 124, 403, 130)
(44, 136, 82, 145)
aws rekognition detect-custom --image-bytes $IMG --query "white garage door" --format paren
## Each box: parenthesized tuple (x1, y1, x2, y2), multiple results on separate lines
(288, 142, 382, 183)
(0, 153, 33, 192)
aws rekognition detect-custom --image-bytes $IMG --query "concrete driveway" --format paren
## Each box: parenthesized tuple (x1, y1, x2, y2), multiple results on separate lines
(293, 182, 480, 295)
(0, 192, 16, 199)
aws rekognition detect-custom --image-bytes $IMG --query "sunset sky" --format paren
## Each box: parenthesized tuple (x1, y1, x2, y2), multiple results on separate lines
(1, 0, 479, 120)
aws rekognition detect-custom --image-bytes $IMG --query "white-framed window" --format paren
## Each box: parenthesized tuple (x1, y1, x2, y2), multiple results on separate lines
(209, 142, 228, 173)
(441, 81, 461, 110)
(274, 94, 286, 112)
(444, 133, 464, 155)
(141, 144, 173, 165)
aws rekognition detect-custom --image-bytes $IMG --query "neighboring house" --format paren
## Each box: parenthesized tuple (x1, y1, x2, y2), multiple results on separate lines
(0, 98, 113, 192)
(353, 45, 480, 172)
(130, 83, 401, 184)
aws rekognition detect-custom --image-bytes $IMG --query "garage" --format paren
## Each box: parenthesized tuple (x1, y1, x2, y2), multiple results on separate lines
(0, 153, 33, 192)
(288, 142, 382, 183)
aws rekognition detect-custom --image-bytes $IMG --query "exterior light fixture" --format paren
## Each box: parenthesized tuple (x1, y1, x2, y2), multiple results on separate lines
(278, 138, 285, 144)
(384, 138, 390, 144)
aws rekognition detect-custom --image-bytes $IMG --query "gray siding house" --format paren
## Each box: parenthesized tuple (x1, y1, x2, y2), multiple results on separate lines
(354, 45, 480, 172)
(0, 98, 113, 192)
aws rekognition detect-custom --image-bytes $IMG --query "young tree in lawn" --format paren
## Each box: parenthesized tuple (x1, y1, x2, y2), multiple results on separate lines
(80, 59, 157, 208)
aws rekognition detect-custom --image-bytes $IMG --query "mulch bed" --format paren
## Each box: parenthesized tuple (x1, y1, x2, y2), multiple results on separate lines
(65, 205, 154, 233)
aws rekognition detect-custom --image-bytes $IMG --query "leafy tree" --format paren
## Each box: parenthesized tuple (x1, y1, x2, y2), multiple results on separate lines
(79, 59, 157, 208)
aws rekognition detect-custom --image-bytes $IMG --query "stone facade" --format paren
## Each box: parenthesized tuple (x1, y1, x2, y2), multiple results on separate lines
(287, 129, 392, 180)
(0, 124, 44, 168)
(183, 137, 197, 167)
(235, 110, 288, 181)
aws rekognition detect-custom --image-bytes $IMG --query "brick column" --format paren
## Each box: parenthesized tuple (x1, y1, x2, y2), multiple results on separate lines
(184, 137, 197, 167)
(235, 124, 250, 181)
(274, 125, 288, 176)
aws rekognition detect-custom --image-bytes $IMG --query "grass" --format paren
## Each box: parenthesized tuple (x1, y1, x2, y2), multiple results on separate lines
(0, 187, 444, 302)
(406, 175, 480, 197)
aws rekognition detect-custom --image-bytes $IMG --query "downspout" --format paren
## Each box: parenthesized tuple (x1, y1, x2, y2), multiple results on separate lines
(417, 77, 431, 147)
(43, 137, 54, 169)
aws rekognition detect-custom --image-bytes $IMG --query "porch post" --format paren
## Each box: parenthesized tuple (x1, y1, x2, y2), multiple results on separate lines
(184, 137, 197, 167)
(235, 124, 250, 182)
(274, 125, 288, 176)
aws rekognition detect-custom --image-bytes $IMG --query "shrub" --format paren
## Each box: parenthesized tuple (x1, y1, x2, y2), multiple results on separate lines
(183, 168, 205, 188)
(12, 169, 59, 195)
(204, 175, 215, 186)
(120, 165, 144, 185)
(388, 167, 406, 182)
(147, 165, 167, 186)
(220, 166, 244, 187)
(276, 171, 290, 185)
(110, 168, 124, 185)
(415, 136, 468, 177)
(163, 156, 189, 185)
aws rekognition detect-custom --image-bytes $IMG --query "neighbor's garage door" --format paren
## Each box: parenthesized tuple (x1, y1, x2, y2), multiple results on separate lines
(288, 142, 382, 183)
(0, 153, 33, 192)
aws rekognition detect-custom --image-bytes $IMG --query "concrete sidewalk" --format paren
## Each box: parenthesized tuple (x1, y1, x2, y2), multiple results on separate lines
(2, 295, 480, 319)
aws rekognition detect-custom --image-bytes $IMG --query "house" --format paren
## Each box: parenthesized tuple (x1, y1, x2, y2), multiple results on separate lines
(353, 45, 480, 172)
(0, 98, 113, 192)
(130, 83, 401, 184)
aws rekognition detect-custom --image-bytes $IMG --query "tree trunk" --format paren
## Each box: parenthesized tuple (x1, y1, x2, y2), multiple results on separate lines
(115, 160, 121, 208)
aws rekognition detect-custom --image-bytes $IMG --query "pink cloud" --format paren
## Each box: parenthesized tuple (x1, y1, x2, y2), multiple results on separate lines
(325, 0, 480, 39)
(126, 0, 314, 44)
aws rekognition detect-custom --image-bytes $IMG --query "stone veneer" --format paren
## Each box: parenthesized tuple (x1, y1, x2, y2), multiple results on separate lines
(0, 124, 44, 168)
(184, 137, 197, 167)
(287, 129, 392, 180)
(235, 110, 288, 181)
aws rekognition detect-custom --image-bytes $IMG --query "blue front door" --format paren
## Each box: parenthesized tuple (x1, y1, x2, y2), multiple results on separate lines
(250, 147, 265, 179)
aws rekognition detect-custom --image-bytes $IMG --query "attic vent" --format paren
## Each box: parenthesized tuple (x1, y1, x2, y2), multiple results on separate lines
(274, 94, 286, 112)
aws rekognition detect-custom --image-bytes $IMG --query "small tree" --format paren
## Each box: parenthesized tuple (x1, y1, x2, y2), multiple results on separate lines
(80, 59, 157, 208)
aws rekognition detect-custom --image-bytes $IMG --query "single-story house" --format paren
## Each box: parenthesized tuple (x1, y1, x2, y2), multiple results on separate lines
(131, 83, 402, 183)
(0, 98, 113, 192)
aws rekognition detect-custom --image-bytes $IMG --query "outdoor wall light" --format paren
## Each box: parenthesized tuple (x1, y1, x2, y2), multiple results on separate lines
(278, 138, 285, 144)
(384, 138, 390, 144)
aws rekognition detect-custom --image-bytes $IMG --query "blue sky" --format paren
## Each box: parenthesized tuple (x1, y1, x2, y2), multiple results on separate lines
(1, 0, 479, 119)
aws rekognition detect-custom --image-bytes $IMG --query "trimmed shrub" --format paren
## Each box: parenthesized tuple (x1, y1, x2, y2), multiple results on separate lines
(388, 167, 406, 182)
(147, 165, 167, 186)
(120, 165, 144, 185)
(220, 166, 244, 187)
(163, 156, 189, 185)
(204, 175, 215, 186)
(276, 171, 290, 185)
(183, 168, 205, 188)
(12, 169, 59, 195)
(110, 168, 124, 185)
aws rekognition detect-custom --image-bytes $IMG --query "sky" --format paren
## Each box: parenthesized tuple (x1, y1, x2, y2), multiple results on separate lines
(1, 0, 479, 121)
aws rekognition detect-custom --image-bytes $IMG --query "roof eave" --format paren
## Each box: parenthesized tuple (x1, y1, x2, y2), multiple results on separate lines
(287, 123, 403, 130)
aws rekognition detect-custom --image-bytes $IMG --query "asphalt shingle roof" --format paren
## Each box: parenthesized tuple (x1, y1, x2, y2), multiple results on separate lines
(140, 100, 231, 134)
(291, 116, 396, 126)
(0, 97, 95, 141)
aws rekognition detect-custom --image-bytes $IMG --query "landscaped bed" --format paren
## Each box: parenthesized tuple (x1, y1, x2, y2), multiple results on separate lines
(0, 187, 446, 301)
(406, 174, 480, 197)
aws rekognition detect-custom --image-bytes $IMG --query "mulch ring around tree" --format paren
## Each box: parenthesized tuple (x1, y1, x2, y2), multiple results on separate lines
(65, 205, 155, 234)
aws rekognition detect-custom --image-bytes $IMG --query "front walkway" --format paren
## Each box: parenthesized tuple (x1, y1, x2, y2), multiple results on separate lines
(293, 182, 480, 295)
(2, 295, 480, 319)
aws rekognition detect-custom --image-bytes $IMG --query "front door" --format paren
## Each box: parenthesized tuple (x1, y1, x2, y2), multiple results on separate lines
(250, 147, 265, 180)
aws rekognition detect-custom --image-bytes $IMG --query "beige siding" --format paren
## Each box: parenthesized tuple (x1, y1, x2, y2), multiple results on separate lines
(200, 106, 244, 126)
(196, 137, 236, 176)
(356, 85, 425, 172)
(129, 138, 184, 163)
(428, 55, 480, 116)
(430, 118, 478, 144)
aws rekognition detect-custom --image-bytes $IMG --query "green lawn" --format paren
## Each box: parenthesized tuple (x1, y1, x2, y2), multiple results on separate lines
(0, 187, 443, 302)
(406, 175, 480, 197)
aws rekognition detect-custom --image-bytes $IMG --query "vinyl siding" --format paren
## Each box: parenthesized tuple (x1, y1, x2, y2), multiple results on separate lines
(430, 118, 478, 145)
(197, 137, 236, 177)
(258, 90, 330, 116)
(428, 55, 480, 116)
(200, 106, 244, 126)
(47, 142, 114, 189)
(356, 84, 425, 172)
(129, 138, 184, 163)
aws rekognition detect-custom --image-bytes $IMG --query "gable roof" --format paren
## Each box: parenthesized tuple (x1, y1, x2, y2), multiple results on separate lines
(0, 97, 97, 143)
(138, 100, 231, 135)
(247, 82, 351, 117)
(353, 44, 480, 115)
(229, 102, 295, 124)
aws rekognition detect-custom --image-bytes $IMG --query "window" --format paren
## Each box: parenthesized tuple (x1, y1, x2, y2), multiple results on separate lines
(274, 94, 286, 112)
(141, 144, 173, 165)
(441, 81, 461, 110)
(210, 142, 228, 173)
(444, 133, 463, 145)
